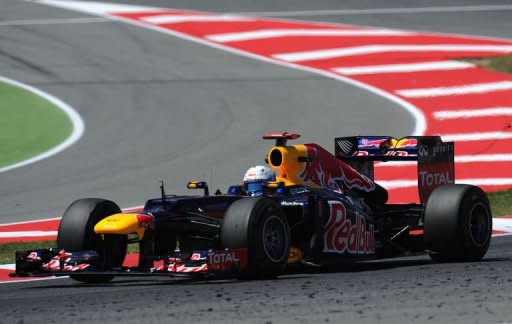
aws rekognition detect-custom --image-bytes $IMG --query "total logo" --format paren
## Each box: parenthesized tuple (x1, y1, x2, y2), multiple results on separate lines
(208, 251, 240, 264)
(323, 201, 375, 255)
(419, 171, 453, 186)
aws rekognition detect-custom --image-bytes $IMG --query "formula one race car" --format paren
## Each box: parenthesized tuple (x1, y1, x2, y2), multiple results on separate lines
(13, 132, 492, 283)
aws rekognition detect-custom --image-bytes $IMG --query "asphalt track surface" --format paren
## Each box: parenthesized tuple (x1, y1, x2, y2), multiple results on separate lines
(1, 236, 511, 323)
(1, 0, 512, 322)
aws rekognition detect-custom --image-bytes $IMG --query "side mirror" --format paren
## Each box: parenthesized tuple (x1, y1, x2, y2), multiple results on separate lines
(187, 181, 209, 196)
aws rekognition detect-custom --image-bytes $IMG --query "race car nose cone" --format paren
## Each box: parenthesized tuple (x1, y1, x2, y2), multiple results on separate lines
(94, 213, 147, 239)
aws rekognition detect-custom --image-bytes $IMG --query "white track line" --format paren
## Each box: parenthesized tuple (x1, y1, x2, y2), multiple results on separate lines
(455, 154, 512, 163)
(441, 131, 512, 142)
(141, 15, 254, 24)
(493, 218, 512, 232)
(0, 264, 15, 271)
(434, 107, 512, 120)
(31, 0, 159, 15)
(0, 76, 85, 174)
(232, 5, 512, 17)
(333, 61, 474, 75)
(273, 44, 512, 62)
(379, 178, 512, 189)
(396, 81, 512, 98)
(0, 17, 109, 26)
(377, 179, 418, 189)
(206, 28, 413, 43)
(0, 275, 68, 285)
(0, 231, 57, 238)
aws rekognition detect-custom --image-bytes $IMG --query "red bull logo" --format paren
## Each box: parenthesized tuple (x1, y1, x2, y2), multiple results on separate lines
(300, 144, 375, 193)
(323, 201, 375, 255)
(395, 137, 417, 148)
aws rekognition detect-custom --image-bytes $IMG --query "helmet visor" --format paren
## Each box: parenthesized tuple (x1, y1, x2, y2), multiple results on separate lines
(246, 182, 265, 196)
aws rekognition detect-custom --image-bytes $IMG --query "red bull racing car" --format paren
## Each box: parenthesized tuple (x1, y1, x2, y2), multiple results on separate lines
(12, 132, 492, 282)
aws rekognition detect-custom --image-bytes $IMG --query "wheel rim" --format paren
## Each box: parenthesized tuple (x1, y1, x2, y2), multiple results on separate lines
(469, 202, 491, 247)
(262, 215, 287, 262)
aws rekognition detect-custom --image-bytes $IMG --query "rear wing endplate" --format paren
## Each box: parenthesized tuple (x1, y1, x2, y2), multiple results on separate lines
(335, 136, 454, 204)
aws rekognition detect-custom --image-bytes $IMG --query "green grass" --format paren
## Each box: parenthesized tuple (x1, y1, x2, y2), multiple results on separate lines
(466, 55, 512, 73)
(0, 240, 55, 264)
(0, 82, 72, 168)
(488, 190, 512, 218)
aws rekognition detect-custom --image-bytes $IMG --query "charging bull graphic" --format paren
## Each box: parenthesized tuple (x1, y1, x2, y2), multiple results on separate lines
(300, 144, 376, 193)
(266, 140, 376, 193)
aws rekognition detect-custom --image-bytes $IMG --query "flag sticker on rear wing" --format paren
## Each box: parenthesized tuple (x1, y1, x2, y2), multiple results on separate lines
(335, 136, 454, 204)
(335, 136, 419, 161)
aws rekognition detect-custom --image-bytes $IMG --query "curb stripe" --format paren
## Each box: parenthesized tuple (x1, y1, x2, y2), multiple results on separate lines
(273, 45, 512, 62)
(433, 107, 512, 119)
(0, 217, 61, 227)
(333, 61, 475, 75)
(0, 231, 58, 238)
(441, 131, 512, 142)
(379, 178, 512, 189)
(377, 154, 512, 167)
(206, 28, 413, 43)
(141, 14, 254, 24)
(396, 81, 512, 98)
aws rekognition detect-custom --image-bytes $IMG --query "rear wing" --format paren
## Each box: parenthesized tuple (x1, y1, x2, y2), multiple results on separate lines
(335, 136, 454, 204)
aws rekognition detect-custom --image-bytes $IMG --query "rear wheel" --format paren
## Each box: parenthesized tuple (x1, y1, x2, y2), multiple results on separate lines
(57, 198, 127, 283)
(221, 197, 290, 279)
(424, 184, 492, 262)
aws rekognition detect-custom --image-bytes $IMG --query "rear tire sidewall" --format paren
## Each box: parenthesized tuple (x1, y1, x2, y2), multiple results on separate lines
(458, 189, 492, 260)
(424, 184, 492, 262)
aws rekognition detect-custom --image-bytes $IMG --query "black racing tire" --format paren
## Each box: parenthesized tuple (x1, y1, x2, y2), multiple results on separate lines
(221, 197, 290, 279)
(424, 184, 492, 262)
(57, 198, 127, 283)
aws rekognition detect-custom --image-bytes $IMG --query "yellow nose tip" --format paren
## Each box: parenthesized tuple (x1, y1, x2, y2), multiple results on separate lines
(94, 213, 145, 239)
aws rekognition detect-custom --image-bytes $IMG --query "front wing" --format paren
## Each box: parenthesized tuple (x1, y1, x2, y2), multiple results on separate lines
(11, 247, 249, 279)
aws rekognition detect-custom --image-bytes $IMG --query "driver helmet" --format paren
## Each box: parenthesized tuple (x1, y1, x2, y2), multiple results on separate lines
(243, 165, 276, 196)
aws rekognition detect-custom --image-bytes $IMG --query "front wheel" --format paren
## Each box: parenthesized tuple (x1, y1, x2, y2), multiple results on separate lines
(424, 184, 492, 262)
(57, 198, 127, 283)
(221, 197, 290, 279)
